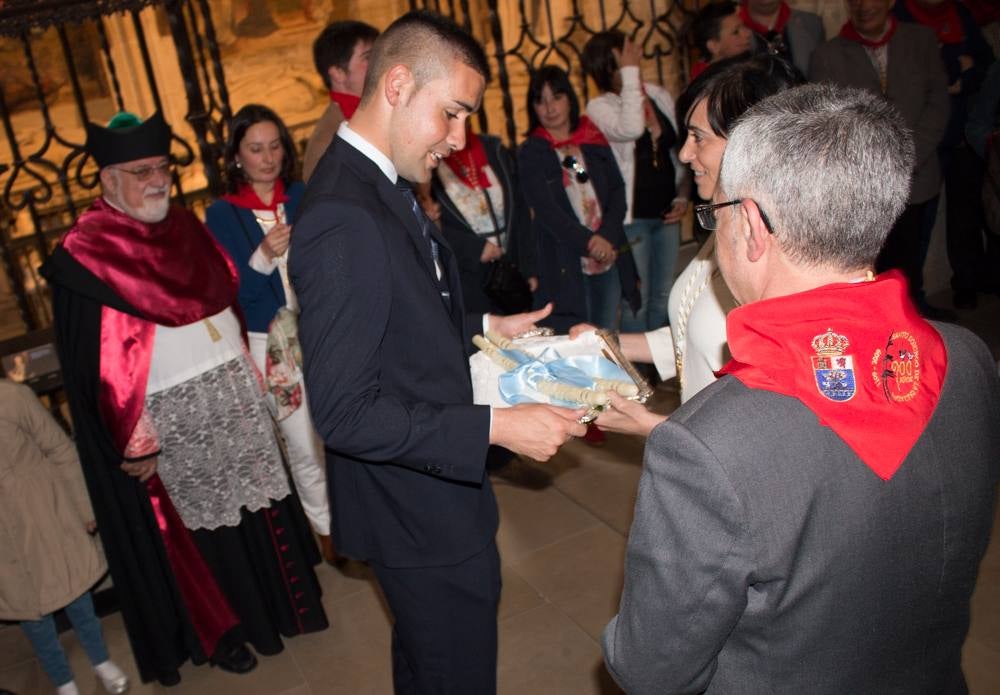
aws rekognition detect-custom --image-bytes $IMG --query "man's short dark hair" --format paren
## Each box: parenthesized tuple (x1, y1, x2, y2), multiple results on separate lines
(581, 30, 626, 95)
(690, 2, 738, 57)
(313, 20, 379, 89)
(360, 10, 491, 104)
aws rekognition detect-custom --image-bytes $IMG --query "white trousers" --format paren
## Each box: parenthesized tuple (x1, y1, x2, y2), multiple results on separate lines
(248, 332, 330, 535)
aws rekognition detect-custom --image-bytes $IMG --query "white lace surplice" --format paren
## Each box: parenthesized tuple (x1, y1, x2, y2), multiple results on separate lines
(145, 309, 290, 530)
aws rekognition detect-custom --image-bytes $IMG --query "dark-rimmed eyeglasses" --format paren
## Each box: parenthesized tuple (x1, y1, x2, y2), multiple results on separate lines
(694, 199, 775, 234)
(561, 155, 589, 184)
(110, 162, 172, 183)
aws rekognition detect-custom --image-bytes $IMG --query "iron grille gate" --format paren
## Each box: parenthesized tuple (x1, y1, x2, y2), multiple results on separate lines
(0, 0, 231, 333)
(0, 0, 698, 334)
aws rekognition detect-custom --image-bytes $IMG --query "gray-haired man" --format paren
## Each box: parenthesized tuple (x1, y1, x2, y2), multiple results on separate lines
(602, 83, 999, 695)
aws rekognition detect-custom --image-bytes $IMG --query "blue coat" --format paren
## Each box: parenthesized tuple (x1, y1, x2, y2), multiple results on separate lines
(517, 135, 640, 331)
(205, 181, 305, 332)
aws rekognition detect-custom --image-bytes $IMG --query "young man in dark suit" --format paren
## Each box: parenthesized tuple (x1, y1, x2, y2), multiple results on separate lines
(290, 11, 585, 694)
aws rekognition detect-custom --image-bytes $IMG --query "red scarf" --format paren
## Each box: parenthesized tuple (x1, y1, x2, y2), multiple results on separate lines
(330, 90, 361, 119)
(690, 60, 709, 80)
(739, 1, 791, 36)
(963, 0, 1000, 26)
(221, 178, 288, 211)
(903, 0, 965, 45)
(531, 115, 609, 149)
(839, 15, 898, 48)
(62, 198, 239, 453)
(717, 271, 946, 481)
(444, 129, 492, 189)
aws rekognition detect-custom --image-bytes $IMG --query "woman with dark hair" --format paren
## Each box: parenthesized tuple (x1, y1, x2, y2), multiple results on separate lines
(517, 65, 640, 332)
(205, 104, 334, 561)
(428, 123, 537, 315)
(582, 30, 689, 333)
(578, 54, 802, 423)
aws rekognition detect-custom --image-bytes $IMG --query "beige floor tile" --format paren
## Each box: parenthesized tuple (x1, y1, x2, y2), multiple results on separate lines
(968, 561, 1000, 653)
(510, 525, 626, 642)
(497, 604, 622, 695)
(553, 456, 643, 536)
(276, 685, 313, 695)
(498, 563, 547, 621)
(0, 659, 49, 695)
(0, 625, 37, 669)
(963, 636, 1000, 695)
(494, 484, 602, 565)
(315, 560, 379, 605)
(288, 586, 393, 694)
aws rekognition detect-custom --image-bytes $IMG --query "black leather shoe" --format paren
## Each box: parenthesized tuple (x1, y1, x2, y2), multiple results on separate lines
(210, 642, 257, 674)
(157, 670, 181, 687)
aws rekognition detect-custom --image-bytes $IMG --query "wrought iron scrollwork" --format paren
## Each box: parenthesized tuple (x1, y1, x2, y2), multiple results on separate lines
(0, 0, 228, 331)
(412, 0, 696, 146)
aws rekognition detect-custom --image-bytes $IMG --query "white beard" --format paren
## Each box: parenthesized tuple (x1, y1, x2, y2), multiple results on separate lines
(122, 192, 170, 223)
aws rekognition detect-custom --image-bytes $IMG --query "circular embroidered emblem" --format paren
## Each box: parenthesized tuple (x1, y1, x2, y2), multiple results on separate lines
(871, 331, 921, 403)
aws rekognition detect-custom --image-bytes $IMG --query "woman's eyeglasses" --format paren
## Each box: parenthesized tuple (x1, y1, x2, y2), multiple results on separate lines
(561, 155, 589, 183)
(694, 199, 775, 233)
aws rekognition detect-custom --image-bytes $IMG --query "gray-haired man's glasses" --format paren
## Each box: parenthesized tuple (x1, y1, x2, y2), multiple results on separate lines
(110, 162, 172, 183)
(694, 199, 775, 234)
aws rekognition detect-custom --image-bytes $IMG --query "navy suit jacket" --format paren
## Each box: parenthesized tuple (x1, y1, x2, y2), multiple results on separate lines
(289, 135, 496, 568)
(204, 181, 305, 332)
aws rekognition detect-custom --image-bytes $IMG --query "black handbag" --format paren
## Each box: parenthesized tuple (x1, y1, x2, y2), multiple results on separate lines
(483, 254, 533, 314)
(478, 184, 532, 314)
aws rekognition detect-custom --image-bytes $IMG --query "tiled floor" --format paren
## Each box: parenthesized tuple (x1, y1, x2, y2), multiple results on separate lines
(2, 290, 998, 695)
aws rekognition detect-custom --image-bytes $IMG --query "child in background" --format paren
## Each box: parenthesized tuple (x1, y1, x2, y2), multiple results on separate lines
(0, 379, 129, 695)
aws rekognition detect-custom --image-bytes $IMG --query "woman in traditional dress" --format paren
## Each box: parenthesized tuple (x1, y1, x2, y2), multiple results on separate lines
(429, 124, 536, 315)
(517, 65, 640, 333)
(206, 104, 335, 562)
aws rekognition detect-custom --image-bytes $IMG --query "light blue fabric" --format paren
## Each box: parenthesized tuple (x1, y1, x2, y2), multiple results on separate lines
(20, 591, 109, 687)
(498, 348, 631, 407)
(620, 218, 680, 332)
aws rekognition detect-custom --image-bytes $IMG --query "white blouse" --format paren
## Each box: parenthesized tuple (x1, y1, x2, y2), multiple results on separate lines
(645, 233, 737, 403)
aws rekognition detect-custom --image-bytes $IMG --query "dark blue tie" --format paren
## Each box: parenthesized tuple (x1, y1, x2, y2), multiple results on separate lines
(398, 185, 440, 268)
(398, 184, 451, 309)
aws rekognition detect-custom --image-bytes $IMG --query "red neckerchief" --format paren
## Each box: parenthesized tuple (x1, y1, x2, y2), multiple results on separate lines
(531, 115, 609, 149)
(739, 1, 791, 36)
(903, 0, 965, 45)
(444, 130, 492, 189)
(690, 60, 709, 80)
(221, 178, 288, 211)
(839, 15, 898, 48)
(330, 90, 361, 119)
(717, 271, 946, 481)
(62, 199, 239, 453)
(963, 0, 1000, 26)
